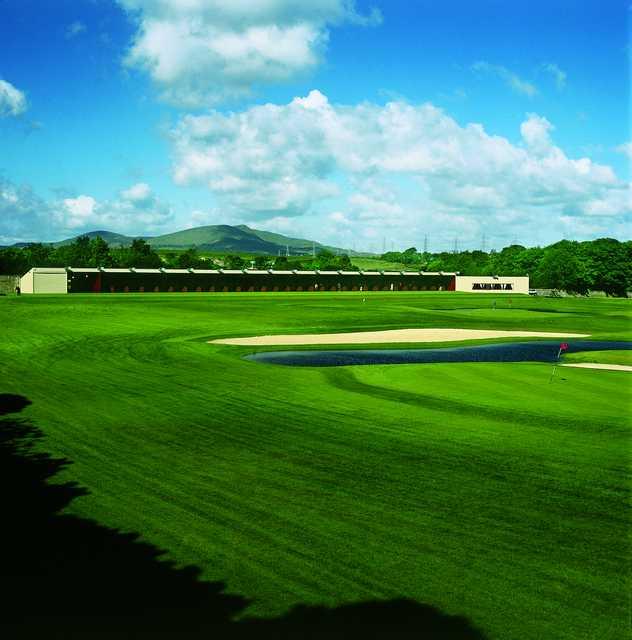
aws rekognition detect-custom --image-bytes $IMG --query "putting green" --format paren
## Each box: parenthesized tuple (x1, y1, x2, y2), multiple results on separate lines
(0, 292, 630, 639)
(563, 349, 632, 367)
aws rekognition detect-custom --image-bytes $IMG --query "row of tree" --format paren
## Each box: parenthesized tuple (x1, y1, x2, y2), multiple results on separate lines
(380, 239, 631, 296)
(1, 236, 630, 296)
(0, 239, 359, 274)
(0, 237, 164, 273)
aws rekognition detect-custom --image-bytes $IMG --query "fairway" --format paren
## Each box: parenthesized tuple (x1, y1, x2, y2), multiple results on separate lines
(1, 292, 630, 639)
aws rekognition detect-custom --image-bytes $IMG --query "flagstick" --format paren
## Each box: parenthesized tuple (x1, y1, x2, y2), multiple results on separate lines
(549, 347, 562, 383)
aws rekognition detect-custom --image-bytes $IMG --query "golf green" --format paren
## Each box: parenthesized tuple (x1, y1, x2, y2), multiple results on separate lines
(1, 292, 630, 639)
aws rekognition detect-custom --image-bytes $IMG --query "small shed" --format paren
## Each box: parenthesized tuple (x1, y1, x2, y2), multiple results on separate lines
(20, 268, 68, 294)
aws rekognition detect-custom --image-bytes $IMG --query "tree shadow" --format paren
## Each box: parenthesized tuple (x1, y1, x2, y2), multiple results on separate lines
(0, 394, 486, 639)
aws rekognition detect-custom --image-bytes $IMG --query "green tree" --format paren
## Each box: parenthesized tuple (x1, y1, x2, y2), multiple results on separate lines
(90, 237, 112, 267)
(253, 255, 270, 269)
(113, 239, 162, 268)
(22, 243, 55, 267)
(176, 247, 206, 269)
(0, 248, 30, 275)
(224, 254, 246, 270)
(583, 238, 630, 296)
(535, 241, 590, 294)
(272, 256, 290, 270)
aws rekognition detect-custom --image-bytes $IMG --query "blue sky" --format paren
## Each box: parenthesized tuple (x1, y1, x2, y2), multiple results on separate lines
(0, 0, 629, 250)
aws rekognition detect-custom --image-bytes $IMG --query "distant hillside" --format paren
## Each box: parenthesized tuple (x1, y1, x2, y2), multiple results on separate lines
(14, 224, 351, 255)
(148, 224, 351, 255)
(53, 230, 136, 248)
(236, 225, 321, 252)
(147, 225, 281, 253)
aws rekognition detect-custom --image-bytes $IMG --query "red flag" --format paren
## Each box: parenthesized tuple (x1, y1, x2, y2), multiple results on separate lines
(560, 343, 568, 351)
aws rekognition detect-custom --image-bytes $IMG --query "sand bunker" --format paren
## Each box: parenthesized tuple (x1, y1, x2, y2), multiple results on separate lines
(561, 363, 632, 372)
(211, 328, 589, 346)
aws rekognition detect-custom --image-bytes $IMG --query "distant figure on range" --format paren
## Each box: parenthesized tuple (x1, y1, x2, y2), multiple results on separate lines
(15, 285, 21, 296)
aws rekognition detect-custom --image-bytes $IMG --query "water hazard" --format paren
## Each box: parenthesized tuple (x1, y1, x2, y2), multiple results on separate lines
(245, 340, 632, 367)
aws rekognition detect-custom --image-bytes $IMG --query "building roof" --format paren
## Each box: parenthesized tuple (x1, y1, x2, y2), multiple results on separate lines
(25, 267, 460, 276)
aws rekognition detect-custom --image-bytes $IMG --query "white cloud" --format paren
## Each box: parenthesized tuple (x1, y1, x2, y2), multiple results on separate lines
(62, 195, 98, 227)
(0, 177, 51, 244)
(329, 211, 351, 225)
(520, 113, 554, 154)
(577, 185, 632, 217)
(117, 0, 381, 106)
(65, 21, 87, 39)
(169, 90, 630, 248)
(472, 61, 538, 97)
(56, 184, 173, 232)
(0, 179, 174, 242)
(120, 182, 152, 203)
(0, 79, 27, 117)
(542, 63, 567, 90)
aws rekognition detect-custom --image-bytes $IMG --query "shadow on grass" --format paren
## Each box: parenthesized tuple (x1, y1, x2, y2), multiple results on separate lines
(0, 394, 486, 639)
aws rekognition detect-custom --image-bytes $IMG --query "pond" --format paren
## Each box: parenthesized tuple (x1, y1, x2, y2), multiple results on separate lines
(245, 340, 632, 367)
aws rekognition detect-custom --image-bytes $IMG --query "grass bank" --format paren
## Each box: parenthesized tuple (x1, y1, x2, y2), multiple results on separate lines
(0, 292, 630, 639)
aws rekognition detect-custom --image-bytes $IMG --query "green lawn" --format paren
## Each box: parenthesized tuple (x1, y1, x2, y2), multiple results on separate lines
(563, 349, 632, 366)
(0, 292, 630, 638)
(350, 257, 409, 270)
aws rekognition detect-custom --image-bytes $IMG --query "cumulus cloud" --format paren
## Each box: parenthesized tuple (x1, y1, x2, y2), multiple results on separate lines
(56, 183, 174, 232)
(472, 61, 538, 97)
(0, 79, 27, 117)
(117, 0, 381, 106)
(0, 177, 51, 244)
(542, 62, 567, 90)
(169, 90, 630, 248)
(120, 181, 152, 203)
(520, 113, 554, 154)
(0, 179, 174, 243)
(61, 195, 98, 228)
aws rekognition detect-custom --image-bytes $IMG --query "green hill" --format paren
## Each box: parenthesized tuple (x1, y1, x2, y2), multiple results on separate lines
(53, 230, 136, 247)
(147, 225, 280, 253)
(236, 225, 321, 252)
(22, 224, 352, 255)
(147, 224, 351, 255)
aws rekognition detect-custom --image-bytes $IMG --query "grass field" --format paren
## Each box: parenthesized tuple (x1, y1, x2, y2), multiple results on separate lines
(1, 292, 630, 638)
(563, 349, 632, 366)
(155, 250, 408, 272)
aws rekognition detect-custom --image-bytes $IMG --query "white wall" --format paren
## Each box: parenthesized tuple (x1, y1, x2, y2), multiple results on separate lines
(455, 275, 529, 294)
(19, 269, 34, 293)
(21, 268, 68, 294)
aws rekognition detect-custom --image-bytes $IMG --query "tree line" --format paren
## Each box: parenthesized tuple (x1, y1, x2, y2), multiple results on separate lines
(0, 237, 357, 275)
(380, 238, 631, 296)
(1, 235, 630, 296)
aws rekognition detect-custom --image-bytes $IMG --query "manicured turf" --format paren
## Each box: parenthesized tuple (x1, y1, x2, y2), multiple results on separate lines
(1, 292, 630, 638)
(563, 349, 632, 366)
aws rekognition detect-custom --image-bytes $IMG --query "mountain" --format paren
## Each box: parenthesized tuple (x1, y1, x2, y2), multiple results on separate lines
(236, 225, 322, 252)
(53, 230, 136, 247)
(146, 225, 280, 253)
(147, 224, 348, 255)
(14, 224, 352, 255)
